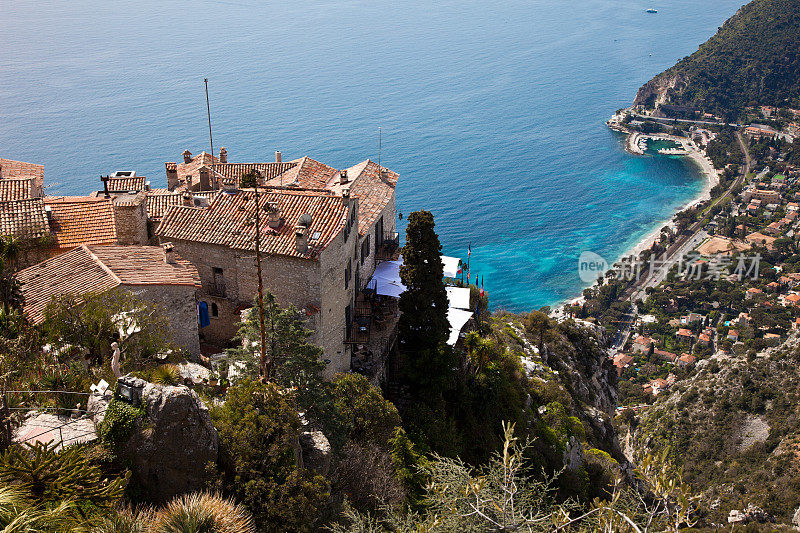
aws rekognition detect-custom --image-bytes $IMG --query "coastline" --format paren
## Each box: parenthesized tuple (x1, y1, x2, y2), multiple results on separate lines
(558, 130, 719, 312)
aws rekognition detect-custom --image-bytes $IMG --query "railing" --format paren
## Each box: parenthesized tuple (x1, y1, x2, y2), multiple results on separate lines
(375, 231, 400, 261)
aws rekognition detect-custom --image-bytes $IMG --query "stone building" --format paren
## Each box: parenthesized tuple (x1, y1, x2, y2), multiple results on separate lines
(158, 149, 400, 378)
(0, 158, 44, 197)
(16, 244, 201, 354)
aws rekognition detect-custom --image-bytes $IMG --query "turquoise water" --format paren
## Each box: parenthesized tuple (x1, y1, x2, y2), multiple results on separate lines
(0, 0, 742, 312)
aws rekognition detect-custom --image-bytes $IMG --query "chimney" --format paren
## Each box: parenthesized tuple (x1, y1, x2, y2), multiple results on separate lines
(182, 192, 193, 206)
(295, 225, 308, 254)
(162, 242, 176, 264)
(219, 147, 227, 164)
(275, 151, 282, 163)
(266, 201, 282, 229)
(100, 175, 110, 198)
(339, 170, 348, 185)
(341, 186, 351, 206)
(198, 165, 211, 191)
(182, 150, 192, 164)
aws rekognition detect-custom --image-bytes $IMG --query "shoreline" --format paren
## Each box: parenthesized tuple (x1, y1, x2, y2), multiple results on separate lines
(557, 130, 719, 313)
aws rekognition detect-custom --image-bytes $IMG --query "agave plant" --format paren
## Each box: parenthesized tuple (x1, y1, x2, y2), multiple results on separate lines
(150, 365, 180, 386)
(92, 506, 153, 533)
(152, 492, 254, 533)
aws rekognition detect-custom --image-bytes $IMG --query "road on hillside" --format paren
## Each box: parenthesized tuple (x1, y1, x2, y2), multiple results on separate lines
(609, 132, 752, 353)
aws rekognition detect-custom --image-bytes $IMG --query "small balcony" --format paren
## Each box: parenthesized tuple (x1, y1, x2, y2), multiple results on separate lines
(375, 231, 400, 262)
(344, 294, 372, 345)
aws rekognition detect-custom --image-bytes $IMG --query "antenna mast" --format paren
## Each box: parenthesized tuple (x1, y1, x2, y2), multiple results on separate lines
(204, 78, 215, 185)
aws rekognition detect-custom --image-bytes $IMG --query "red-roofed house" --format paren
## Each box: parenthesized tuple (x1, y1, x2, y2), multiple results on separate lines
(677, 353, 697, 368)
(16, 244, 201, 353)
(676, 328, 695, 343)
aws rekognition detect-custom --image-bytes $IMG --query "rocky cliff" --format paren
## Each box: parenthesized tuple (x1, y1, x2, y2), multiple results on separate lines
(632, 0, 800, 116)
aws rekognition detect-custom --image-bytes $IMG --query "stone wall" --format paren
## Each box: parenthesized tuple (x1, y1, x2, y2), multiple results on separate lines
(163, 210, 358, 377)
(122, 283, 200, 355)
(114, 200, 149, 245)
(356, 196, 396, 291)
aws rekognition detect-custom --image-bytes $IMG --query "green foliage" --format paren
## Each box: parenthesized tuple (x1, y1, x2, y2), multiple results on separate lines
(227, 294, 326, 422)
(209, 380, 330, 532)
(0, 440, 126, 520)
(93, 492, 255, 533)
(100, 399, 145, 451)
(150, 364, 180, 386)
(388, 427, 428, 509)
(638, 0, 800, 116)
(398, 211, 454, 392)
(42, 289, 174, 370)
(239, 169, 259, 189)
(331, 373, 401, 447)
(0, 484, 78, 532)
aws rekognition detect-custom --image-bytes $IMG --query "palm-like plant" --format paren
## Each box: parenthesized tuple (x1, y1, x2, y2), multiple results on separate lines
(150, 365, 180, 386)
(0, 484, 77, 532)
(151, 492, 254, 533)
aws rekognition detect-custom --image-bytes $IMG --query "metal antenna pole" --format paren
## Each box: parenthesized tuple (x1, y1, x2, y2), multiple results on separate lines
(204, 78, 215, 186)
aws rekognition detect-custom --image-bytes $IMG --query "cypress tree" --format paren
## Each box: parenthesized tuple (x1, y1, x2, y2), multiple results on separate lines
(398, 211, 453, 390)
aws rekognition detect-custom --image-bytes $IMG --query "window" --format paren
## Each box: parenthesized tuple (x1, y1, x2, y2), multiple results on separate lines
(345, 259, 351, 290)
(360, 235, 371, 264)
(211, 302, 219, 317)
(376, 217, 384, 250)
(212, 267, 226, 297)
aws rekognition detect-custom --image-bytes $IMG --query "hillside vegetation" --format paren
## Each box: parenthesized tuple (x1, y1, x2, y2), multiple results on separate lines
(634, 0, 800, 117)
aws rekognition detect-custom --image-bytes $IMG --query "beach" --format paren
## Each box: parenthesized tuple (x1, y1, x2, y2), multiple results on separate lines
(557, 133, 721, 314)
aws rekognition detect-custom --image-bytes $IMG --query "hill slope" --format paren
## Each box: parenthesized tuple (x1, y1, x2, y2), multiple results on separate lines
(634, 0, 800, 117)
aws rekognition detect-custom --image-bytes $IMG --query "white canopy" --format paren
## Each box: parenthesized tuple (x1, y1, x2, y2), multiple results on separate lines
(446, 286, 471, 310)
(447, 308, 475, 346)
(371, 259, 406, 297)
(442, 256, 461, 278)
(374, 275, 406, 298)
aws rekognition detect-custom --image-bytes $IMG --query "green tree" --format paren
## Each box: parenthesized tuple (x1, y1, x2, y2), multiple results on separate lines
(397, 211, 453, 391)
(331, 373, 401, 447)
(239, 169, 259, 189)
(209, 379, 330, 533)
(227, 294, 327, 422)
(42, 289, 173, 369)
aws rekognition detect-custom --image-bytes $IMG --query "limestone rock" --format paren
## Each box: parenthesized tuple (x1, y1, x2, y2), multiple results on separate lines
(87, 392, 112, 428)
(299, 429, 332, 476)
(792, 506, 800, 531)
(123, 383, 218, 502)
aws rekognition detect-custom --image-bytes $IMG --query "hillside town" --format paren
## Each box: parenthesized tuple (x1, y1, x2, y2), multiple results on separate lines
(0, 150, 479, 385)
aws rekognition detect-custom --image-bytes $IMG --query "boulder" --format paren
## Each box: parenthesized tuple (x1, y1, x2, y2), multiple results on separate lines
(123, 382, 218, 502)
(792, 506, 800, 531)
(87, 391, 112, 428)
(299, 429, 331, 476)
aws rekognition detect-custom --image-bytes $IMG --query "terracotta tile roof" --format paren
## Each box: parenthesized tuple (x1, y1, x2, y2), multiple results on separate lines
(17, 245, 200, 324)
(0, 158, 43, 180)
(157, 189, 350, 258)
(263, 157, 339, 189)
(171, 151, 218, 189)
(0, 178, 34, 201)
(108, 176, 147, 192)
(345, 160, 398, 236)
(213, 162, 299, 188)
(146, 191, 216, 221)
(44, 196, 117, 249)
(0, 198, 50, 239)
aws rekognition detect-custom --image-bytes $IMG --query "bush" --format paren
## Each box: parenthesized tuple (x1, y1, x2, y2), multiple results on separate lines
(100, 399, 144, 451)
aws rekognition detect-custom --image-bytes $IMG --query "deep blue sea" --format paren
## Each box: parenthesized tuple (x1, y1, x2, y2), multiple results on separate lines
(0, 0, 743, 312)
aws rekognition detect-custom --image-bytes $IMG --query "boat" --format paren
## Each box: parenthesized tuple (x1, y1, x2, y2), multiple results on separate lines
(645, 8, 658, 13)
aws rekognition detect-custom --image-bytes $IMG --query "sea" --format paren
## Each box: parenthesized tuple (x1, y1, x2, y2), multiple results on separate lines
(0, 0, 744, 313)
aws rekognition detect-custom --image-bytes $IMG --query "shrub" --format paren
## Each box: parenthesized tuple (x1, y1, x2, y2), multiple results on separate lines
(100, 399, 144, 451)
